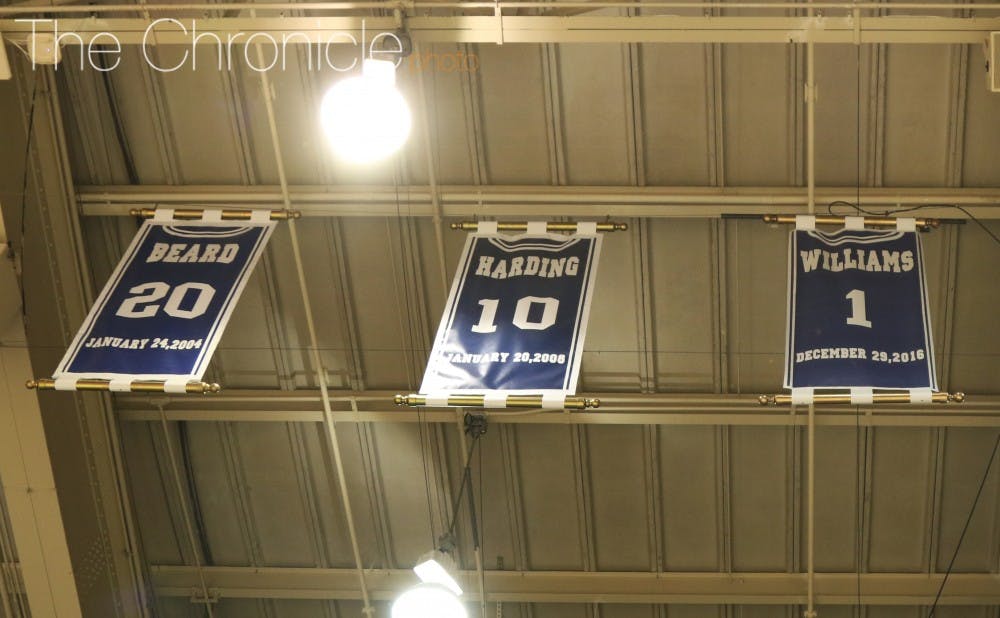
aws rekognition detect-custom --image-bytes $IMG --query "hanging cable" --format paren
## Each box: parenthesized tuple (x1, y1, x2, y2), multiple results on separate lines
(15, 74, 39, 321)
(444, 414, 487, 542)
(925, 431, 1000, 618)
(855, 406, 868, 611)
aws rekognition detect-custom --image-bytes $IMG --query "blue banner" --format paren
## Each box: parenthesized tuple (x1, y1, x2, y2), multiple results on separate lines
(784, 228, 937, 389)
(54, 218, 275, 381)
(421, 232, 602, 394)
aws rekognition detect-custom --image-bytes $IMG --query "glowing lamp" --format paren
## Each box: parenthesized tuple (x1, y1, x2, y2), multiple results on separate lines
(320, 58, 411, 164)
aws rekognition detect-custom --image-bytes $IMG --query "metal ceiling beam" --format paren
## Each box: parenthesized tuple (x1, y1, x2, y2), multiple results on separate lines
(78, 184, 1000, 219)
(0, 63, 151, 618)
(113, 390, 1000, 427)
(3, 15, 1000, 44)
(150, 565, 1000, 605)
(0, 245, 83, 618)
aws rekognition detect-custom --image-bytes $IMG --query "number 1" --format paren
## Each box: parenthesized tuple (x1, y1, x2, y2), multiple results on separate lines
(471, 299, 499, 333)
(845, 289, 872, 328)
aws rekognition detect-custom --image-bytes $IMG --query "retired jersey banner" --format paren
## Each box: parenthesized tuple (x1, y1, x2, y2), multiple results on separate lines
(784, 228, 937, 390)
(421, 231, 602, 395)
(53, 217, 275, 381)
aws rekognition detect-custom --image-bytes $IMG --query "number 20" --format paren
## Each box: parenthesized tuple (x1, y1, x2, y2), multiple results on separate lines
(116, 282, 216, 319)
(471, 296, 559, 333)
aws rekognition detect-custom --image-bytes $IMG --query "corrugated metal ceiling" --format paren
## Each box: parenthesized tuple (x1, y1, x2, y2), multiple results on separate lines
(3, 6, 1000, 617)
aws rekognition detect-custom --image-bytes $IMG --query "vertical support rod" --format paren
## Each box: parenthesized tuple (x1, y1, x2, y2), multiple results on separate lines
(157, 409, 215, 616)
(806, 39, 816, 215)
(290, 219, 374, 616)
(805, 23, 817, 615)
(806, 402, 816, 618)
(454, 413, 488, 618)
(255, 38, 374, 616)
(414, 43, 451, 294)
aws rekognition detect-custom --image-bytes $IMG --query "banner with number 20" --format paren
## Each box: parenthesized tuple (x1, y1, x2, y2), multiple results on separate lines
(53, 213, 275, 383)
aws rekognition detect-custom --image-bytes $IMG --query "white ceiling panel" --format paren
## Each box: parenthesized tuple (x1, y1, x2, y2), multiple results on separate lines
(729, 427, 792, 571)
(517, 425, 587, 571)
(639, 44, 714, 186)
(867, 427, 934, 572)
(882, 45, 952, 187)
(961, 52, 1000, 187)
(557, 44, 633, 185)
(475, 44, 553, 184)
(587, 425, 653, 571)
(648, 219, 717, 392)
(659, 426, 722, 572)
(722, 45, 797, 186)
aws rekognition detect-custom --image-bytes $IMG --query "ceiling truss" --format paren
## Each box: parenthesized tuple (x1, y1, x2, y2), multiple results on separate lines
(151, 566, 1000, 605)
(114, 391, 1000, 427)
(77, 185, 1000, 219)
(3, 14, 1000, 45)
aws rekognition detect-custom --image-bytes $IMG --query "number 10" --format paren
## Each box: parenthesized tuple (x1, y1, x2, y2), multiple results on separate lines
(845, 289, 872, 328)
(471, 297, 559, 333)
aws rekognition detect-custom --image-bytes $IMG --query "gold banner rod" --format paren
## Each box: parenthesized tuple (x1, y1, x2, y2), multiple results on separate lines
(129, 208, 300, 221)
(761, 214, 939, 230)
(27, 378, 221, 394)
(450, 222, 628, 232)
(758, 391, 965, 405)
(394, 394, 600, 409)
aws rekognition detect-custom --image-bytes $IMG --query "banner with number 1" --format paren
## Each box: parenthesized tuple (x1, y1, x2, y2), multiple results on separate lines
(421, 230, 602, 395)
(783, 227, 937, 390)
(53, 212, 275, 382)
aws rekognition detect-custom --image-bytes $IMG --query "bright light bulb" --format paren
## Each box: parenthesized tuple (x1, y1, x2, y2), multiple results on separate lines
(414, 556, 462, 596)
(320, 59, 411, 164)
(391, 584, 468, 618)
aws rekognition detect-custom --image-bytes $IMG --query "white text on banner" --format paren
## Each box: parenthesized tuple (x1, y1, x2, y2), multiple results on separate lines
(420, 230, 602, 395)
(783, 227, 937, 390)
(52, 215, 275, 382)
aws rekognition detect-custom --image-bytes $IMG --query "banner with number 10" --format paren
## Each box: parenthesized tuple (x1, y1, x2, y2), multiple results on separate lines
(783, 228, 937, 390)
(54, 217, 275, 382)
(421, 232, 602, 395)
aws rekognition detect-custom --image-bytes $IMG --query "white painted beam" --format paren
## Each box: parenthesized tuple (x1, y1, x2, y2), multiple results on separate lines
(77, 184, 1000, 219)
(3, 15, 1000, 44)
(113, 390, 1000, 427)
(149, 565, 1000, 605)
(0, 246, 83, 618)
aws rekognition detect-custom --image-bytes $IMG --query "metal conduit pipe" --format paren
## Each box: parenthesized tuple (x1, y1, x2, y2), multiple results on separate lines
(157, 409, 216, 616)
(453, 413, 489, 618)
(804, 32, 817, 618)
(76, 187, 1000, 206)
(253, 30, 375, 616)
(414, 42, 451, 293)
(3, 1, 1000, 14)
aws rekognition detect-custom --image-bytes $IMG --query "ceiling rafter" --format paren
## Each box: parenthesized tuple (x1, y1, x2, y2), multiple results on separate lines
(148, 565, 1000, 604)
(112, 391, 1000, 428)
(6, 14, 1000, 44)
(945, 43, 969, 188)
(76, 185, 1000, 218)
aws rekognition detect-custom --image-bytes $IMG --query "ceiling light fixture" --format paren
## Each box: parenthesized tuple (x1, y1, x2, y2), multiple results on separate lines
(391, 583, 467, 618)
(392, 550, 466, 618)
(319, 58, 411, 164)
(413, 549, 462, 596)
(393, 415, 487, 618)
